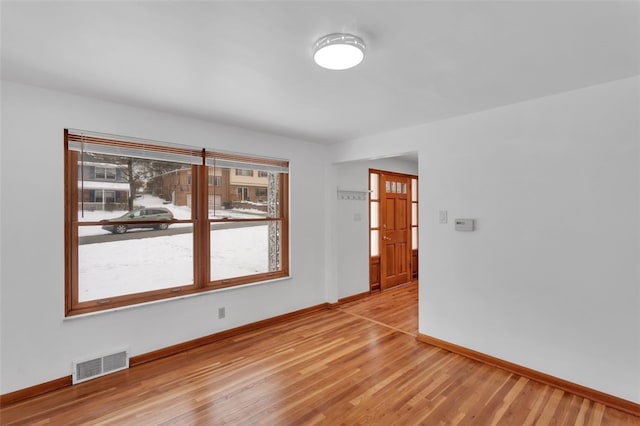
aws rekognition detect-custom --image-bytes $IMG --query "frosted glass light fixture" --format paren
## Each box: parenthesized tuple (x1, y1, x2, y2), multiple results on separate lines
(313, 33, 366, 70)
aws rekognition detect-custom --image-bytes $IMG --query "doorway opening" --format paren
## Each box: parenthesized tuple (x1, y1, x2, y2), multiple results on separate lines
(369, 169, 418, 292)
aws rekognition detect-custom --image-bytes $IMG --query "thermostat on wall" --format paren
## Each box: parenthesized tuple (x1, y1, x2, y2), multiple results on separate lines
(455, 218, 475, 231)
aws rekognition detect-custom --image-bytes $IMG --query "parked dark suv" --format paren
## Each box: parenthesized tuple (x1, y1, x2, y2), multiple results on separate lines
(101, 207, 174, 234)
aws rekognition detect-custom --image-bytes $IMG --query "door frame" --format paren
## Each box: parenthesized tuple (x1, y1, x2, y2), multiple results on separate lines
(369, 169, 418, 292)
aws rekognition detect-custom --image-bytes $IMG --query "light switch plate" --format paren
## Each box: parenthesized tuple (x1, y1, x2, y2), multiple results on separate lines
(439, 210, 448, 224)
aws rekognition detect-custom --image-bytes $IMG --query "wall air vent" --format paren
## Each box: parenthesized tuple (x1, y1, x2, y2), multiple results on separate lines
(72, 349, 129, 384)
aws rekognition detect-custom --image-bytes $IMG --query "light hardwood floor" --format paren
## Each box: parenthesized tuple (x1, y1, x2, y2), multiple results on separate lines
(2, 282, 638, 425)
(339, 281, 418, 336)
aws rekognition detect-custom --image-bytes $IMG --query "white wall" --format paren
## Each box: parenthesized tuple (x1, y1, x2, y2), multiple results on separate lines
(2, 77, 638, 403)
(0, 82, 329, 394)
(331, 77, 640, 403)
(334, 158, 418, 299)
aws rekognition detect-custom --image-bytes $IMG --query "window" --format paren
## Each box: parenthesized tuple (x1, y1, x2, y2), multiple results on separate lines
(93, 190, 116, 203)
(411, 178, 418, 250)
(186, 174, 192, 185)
(258, 171, 268, 178)
(369, 172, 380, 257)
(95, 166, 117, 180)
(235, 169, 253, 177)
(237, 187, 249, 201)
(206, 156, 286, 284)
(65, 130, 289, 316)
(104, 190, 116, 204)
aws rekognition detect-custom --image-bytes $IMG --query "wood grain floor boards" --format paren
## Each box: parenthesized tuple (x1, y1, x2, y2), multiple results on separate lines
(2, 283, 639, 425)
(339, 281, 419, 336)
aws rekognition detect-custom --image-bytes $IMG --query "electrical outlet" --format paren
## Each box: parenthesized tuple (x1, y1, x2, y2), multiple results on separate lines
(218, 307, 226, 319)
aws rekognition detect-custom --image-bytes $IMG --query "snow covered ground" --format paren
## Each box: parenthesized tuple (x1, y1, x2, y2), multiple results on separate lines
(77, 194, 272, 302)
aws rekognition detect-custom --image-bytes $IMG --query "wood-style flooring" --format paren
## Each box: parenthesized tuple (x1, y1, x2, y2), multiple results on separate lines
(339, 281, 418, 336)
(2, 282, 638, 425)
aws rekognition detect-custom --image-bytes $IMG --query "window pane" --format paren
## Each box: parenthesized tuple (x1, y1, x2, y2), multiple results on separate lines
(211, 221, 281, 281)
(391, 181, 396, 193)
(371, 230, 379, 256)
(370, 201, 379, 228)
(78, 225, 194, 302)
(105, 168, 116, 180)
(412, 203, 418, 226)
(412, 227, 418, 250)
(412, 178, 418, 202)
(77, 153, 192, 222)
(385, 181, 391, 193)
(104, 191, 115, 203)
(235, 169, 253, 177)
(208, 166, 279, 219)
(370, 173, 379, 199)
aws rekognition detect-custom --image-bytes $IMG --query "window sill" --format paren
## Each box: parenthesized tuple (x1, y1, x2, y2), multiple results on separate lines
(63, 275, 292, 321)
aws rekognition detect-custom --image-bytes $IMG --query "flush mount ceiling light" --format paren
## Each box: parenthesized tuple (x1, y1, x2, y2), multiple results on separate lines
(313, 33, 366, 70)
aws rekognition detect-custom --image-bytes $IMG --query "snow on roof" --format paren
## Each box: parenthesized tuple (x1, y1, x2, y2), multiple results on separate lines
(78, 180, 131, 191)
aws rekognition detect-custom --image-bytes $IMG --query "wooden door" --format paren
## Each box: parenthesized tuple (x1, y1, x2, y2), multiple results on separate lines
(380, 174, 411, 290)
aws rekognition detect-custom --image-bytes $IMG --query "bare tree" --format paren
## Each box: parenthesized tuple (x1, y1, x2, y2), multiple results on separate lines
(85, 153, 177, 210)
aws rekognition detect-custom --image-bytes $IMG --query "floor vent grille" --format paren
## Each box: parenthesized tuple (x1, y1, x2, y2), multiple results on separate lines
(73, 349, 129, 384)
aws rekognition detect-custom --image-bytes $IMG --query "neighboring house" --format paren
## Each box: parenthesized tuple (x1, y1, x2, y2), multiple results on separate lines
(231, 168, 270, 205)
(151, 167, 192, 207)
(78, 155, 130, 211)
(155, 167, 269, 211)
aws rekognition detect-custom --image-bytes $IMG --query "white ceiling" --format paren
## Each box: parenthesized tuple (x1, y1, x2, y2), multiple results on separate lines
(2, 1, 639, 145)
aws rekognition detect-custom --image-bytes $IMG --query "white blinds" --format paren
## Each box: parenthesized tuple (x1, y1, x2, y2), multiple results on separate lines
(206, 158, 289, 173)
(67, 130, 204, 165)
(66, 129, 289, 171)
